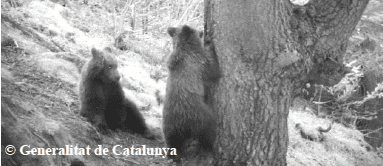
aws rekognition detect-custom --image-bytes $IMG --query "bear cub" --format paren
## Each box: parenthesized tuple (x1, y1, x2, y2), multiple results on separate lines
(79, 47, 152, 138)
(163, 25, 221, 161)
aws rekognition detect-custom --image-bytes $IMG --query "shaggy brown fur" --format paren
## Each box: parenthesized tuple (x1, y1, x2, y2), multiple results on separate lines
(163, 25, 221, 161)
(79, 47, 152, 138)
(70, 158, 85, 166)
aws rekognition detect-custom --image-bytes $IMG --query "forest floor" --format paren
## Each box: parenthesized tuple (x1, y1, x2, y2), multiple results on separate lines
(1, 0, 383, 166)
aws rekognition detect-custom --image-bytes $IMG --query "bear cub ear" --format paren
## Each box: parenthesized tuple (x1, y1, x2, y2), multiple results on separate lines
(91, 47, 103, 59)
(167, 27, 177, 37)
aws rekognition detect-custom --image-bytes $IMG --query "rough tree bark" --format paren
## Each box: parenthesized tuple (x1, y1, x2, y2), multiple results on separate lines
(291, 0, 370, 100)
(204, 0, 369, 165)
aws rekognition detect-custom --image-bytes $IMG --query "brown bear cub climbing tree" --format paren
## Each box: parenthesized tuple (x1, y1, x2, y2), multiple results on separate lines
(79, 47, 152, 138)
(163, 25, 221, 161)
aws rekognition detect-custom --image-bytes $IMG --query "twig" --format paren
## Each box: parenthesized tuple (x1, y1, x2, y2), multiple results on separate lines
(32, 131, 51, 147)
(122, 158, 140, 165)
(317, 85, 323, 115)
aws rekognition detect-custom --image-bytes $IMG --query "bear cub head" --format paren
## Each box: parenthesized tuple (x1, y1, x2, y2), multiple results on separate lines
(90, 47, 121, 83)
(167, 25, 203, 50)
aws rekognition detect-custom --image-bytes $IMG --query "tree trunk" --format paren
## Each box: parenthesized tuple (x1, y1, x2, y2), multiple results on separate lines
(205, 1, 292, 165)
(142, 0, 149, 34)
(290, 0, 369, 100)
(130, 3, 135, 30)
(204, 0, 369, 165)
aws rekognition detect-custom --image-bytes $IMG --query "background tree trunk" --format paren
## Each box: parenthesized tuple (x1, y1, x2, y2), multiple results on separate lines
(290, 0, 369, 100)
(204, 0, 369, 165)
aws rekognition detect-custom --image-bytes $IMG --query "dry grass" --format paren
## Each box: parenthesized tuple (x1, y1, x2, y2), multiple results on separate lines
(288, 107, 382, 166)
(35, 52, 80, 85)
